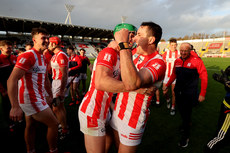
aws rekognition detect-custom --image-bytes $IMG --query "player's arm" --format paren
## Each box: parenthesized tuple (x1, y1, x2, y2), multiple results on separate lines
(7, 67, 25, 121)
(58, 66, 68, 99)
(45, 72, 53, 105)
(95, 65, 126, 93)
(197, 59, 208, 102)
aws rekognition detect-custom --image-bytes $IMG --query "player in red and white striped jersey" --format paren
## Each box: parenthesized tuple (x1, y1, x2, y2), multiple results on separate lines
(49, 36, 69, 140)
(110, 22, 166, 153)
(7, 28, 58, 153)
(162, 38, 180, 115)
(78, 23, 138, 153)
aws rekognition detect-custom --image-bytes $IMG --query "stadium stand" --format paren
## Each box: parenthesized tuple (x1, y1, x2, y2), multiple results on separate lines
(159, 38, 230, 57)
(0, 16, 112, 58)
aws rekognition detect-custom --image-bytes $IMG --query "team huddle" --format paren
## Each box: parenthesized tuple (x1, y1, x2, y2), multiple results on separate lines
(0, 21, 229, 153)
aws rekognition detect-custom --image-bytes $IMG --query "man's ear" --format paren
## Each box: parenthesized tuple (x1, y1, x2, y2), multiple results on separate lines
(32, 37, 36, 43)
(148, 36, 155, 45)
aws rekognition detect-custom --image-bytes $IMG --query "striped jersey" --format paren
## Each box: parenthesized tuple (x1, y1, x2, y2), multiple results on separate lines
(15, 49, 47, 104)
(162, 49, 180, 78)
(51, 50, 69, 80)
(114, 49, 166, 129)
(79, 47, 120, 124)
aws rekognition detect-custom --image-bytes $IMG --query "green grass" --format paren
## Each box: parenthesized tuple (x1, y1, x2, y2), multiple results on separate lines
(1, 58, 230, 153)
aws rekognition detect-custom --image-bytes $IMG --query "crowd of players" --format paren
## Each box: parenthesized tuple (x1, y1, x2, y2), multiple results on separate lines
(0, 21, 229, 153)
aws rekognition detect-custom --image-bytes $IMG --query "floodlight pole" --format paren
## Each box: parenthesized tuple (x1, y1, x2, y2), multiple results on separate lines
(65, 4, 75, 25)
(121, 16, 127, 23)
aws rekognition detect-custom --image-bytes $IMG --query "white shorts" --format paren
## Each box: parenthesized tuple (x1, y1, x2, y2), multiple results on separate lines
(78, 109, 111, 137)
(68, 76, 79, 83)
(52, 79, 69, 98)
(163, 76, 176, 85)
(75, 73, 87, 83)
(110, 111, 145, 146)
(19, 101, 49, 116)
(79, 73, 87, 80)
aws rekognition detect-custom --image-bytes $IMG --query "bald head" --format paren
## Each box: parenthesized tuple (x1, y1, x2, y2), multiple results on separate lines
(180, 42, 192, 60)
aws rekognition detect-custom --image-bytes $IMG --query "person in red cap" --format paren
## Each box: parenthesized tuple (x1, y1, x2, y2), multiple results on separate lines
(49, 36, 70, 140)
(7, 28, 58, 153)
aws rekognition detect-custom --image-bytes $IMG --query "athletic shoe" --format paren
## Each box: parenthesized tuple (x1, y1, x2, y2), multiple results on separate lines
(59, 129, 70, 141)
(170, 108, 175, 116)
(58, 124, 62, 134)
(178, 138, 189, 148)
(69, 102, 75, 106)
(76, 100, 81, 104)
(167, 100, 171, 109)
(156, 101, 160, 105)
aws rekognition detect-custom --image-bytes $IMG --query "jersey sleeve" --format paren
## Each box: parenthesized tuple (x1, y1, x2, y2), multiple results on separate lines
(57, 53, 69, 67)
(96, 48, 118, 70)
(144, 59, 166, 83)
(15, 52, 35, 71)
(196, 58, 208, 96)
(70, 55, 82, 70)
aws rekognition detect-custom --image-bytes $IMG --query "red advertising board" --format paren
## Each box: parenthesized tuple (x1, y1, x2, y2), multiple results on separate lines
(208, 43, 223, 49)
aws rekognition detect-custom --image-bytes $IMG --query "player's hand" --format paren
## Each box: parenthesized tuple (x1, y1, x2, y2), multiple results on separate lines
(135, 86, 157, 96)
(114, 29, 129, 44)
(46, 96, 53, 106)
(198, 95, 205, 102)
(10, 106, 23, 122)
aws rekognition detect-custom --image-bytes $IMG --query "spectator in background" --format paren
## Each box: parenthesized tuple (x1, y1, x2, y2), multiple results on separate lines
(7, 28, 58, 153)
(163, 42, 208, 148)
(78, 48, 92, 97)
(49, 36, 69, 140)
(0, 40, 17, 132)
(162, 38, 180, 115)
(25, 42, 33, 51)
(18, 48, 26, 55)
(66, 45, 82, 105)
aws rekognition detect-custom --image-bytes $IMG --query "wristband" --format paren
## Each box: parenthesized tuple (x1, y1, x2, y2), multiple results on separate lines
(118, 42, 130, 50)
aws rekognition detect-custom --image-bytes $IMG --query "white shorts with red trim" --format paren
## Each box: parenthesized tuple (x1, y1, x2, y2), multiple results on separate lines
(110, 111, 145, 146)
(52, 79, 69, 98)
(163, 76, 176, 84)
(78, 109, 111, 137)
(19, 101, 49, 116)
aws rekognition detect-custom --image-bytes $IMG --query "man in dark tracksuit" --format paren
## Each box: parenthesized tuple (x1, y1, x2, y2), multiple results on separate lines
(204, 67, 230, 153)
(163, 42, 208, 147)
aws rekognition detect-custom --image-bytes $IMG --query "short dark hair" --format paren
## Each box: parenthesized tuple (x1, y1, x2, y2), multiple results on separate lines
(18, 48, 26, 52)
(80, 48, 86, 52)
(169, 38, 177, 44)
(25, 42, 33, 47)
(0, 40, 13, 47)
(31, 27, 49, 38)
(67, 45, 74, 50)
(140, 22, 162, 46)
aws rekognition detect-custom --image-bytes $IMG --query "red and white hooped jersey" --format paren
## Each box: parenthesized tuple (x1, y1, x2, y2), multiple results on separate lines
(15, 49, 47, 104)
(113, 49, 166, 129)
(51, 50, 69, 80)
(79, 47, 120, 124)
(162, 49, 180, 78)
